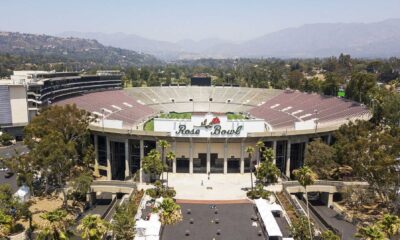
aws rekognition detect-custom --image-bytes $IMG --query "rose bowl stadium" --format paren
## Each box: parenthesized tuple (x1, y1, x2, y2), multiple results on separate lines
(56, 87, 370, 182)
(0, 71, 371, 182)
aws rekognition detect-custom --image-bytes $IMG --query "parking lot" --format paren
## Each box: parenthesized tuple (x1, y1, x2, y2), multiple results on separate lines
(0, 142, 29, 193)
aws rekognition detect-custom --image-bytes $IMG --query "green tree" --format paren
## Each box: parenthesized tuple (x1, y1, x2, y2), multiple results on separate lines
(166, 151, 175, 188)
(246, 146, 255, 191)
(0, 210, 12, 238)
(290, 216, 315, 240)
(0, 184, 31, 237)
(0, 132, 13, 146)
(304, 139, 337, 179)
(379, 92, 400, 127)
(255, 141, 265, 164)
(256, 160, 280, 185)
(345, 72, 377, 104)
(320, 230, 340, 240)
(293, 166, 317, 240)
(159, 198, 182, 225)
(38, 209, 72, 240)
(378, 214, 400, 239)
(288, 70, 304, 89)
(77, 214, 110, 240)
(355, 225, 385, 240)
(112, 204, 135, 240)
(142, 149, 163, 182)
(6, 152, 34, 195)
(23, 105, 94, 205)
(70, 172, 93, 204)
(322, 73, 343, 96)
(335, 122, 399, 208)
(31, 131, 74, 205)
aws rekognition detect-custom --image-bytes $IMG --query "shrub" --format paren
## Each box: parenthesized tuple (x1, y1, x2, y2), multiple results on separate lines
(0, 133, 13, 146)
(246, 184, 271, 200)
(159, 198, 182, 225)
(146, 183, 176, 198)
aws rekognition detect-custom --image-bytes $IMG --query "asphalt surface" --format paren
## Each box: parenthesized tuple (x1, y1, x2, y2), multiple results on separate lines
(309, 200, 357, 240)
(0, 142, 29, 193)
(0, 142, 29, 159)
(83, 192, 113, 218)
(0, 171, 18, 193)
(162, 203, 267, 240)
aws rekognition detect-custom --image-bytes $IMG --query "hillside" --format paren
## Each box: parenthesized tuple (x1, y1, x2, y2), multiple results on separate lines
(0, 31, 162, 67)
(60, 19, 400, 59)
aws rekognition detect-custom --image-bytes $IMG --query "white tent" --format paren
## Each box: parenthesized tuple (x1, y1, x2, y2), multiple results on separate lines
(14, 185, 30, 202)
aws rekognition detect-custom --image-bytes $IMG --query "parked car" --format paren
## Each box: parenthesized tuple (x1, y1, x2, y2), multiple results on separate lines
(0, 166, 8, 172)
(5, 171, 14, 178)
(0, 162, 8, 172)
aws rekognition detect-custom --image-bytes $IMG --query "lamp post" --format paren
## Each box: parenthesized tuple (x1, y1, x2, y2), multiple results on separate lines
(314, 109, 319, 133)
(101, 109, 105, 133)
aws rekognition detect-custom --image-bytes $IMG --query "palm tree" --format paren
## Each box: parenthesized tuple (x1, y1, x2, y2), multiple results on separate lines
(159, 198, 182, 225)
(256, 141, 265, 165)
(38, 209, 71, 240)
(246, 146, 255, 191)
(293, 166, 317, 240)
(77, 214, 110, 240)
(355, 225, 385, 240)
(142, 149, 163, 182)
(166, 151, 175, 188)
(378, 214, 400, 239)
(158, 140, 170, 185)
(262, 148, 274, 163)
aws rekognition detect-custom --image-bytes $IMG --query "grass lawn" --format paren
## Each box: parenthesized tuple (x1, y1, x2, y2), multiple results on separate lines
(144, 112, 191, 131)
(160, 112, 192, 119)
(227, 113, 247, 120)
(144, 119, 154, 131)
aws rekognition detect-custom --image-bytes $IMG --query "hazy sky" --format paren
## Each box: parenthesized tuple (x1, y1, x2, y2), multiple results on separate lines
(1, 0, 399, 42)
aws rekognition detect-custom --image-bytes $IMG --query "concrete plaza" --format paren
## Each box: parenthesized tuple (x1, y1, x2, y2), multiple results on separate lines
(167, 173, 253, 200)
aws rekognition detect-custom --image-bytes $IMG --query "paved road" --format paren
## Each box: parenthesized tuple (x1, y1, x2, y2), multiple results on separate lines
(295, 195, 328, 232)
(0, 171, 18, 193)
(83, 192, 113, 218)
(0, 142, 29, 159)
(310, 201, 357, 240)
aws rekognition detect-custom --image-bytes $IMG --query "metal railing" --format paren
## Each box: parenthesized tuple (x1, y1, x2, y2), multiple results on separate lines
(282, 180, 368, 188)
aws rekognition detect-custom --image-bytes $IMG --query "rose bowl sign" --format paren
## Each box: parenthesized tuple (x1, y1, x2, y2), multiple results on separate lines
(154, 113, 266, 138)
(176, 124, 243, 136)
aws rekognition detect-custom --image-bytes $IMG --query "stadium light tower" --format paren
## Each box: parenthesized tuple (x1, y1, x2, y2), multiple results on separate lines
(189, 98, 194, 112)
(209, 98, 213, 113)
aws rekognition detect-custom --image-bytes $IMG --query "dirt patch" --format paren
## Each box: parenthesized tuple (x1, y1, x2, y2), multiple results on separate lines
(29, 196, 64, 227)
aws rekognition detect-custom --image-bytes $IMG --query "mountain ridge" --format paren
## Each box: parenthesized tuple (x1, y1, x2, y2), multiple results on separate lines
(59, 19, 400, 59)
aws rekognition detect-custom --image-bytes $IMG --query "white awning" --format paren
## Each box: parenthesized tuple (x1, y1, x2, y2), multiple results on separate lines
(255, 199, 283, 237)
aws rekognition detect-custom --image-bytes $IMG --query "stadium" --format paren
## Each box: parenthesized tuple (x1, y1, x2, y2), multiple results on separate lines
(52, 80, 371, 182)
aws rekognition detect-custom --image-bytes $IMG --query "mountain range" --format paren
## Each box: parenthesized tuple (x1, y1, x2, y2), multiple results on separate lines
(0, 31, 162, 67)
(59, 19, 400, 60)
